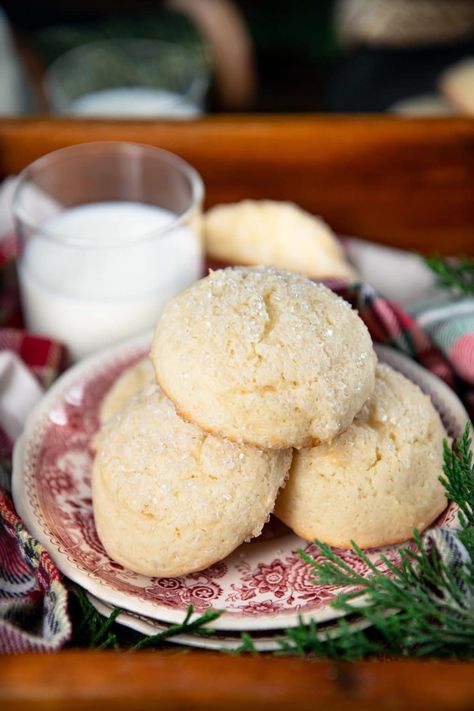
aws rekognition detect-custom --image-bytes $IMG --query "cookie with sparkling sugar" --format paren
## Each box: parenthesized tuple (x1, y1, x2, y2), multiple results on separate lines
(99, 357, 154, 423)
(204, 200, 357, 280)
(275, 363, 448, 548)
(93, 384, 292, 577)
(152, 266, 376, 449)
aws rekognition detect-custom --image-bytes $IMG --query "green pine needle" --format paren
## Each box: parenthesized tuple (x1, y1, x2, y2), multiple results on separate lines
(424, 255, 474, 295)
(69, 587, 120, 650)
(239, 422, 474, 659)
(69, 586, 222, 651)
(439, 427, 474, 536)
(235, 632, 257, 654)
(129, 606, 221, 651)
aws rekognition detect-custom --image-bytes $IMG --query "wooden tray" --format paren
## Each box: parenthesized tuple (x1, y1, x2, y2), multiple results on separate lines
(0, 116, 473, 254)
(1, 116, 473, 711)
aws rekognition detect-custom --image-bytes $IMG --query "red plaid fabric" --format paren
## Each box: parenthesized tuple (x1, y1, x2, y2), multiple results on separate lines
(0, 490, 71, 652)
(0, 237, 22, 330)
(332, 280, 472, 418)
(0, 236, 70, 652)
(333, 281, 456, 386)
(0, 323, 70, 652)
(0, 330, 68, 392)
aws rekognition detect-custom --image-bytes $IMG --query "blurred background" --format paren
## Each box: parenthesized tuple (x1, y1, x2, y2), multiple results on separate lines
(1, 0, 473, 117)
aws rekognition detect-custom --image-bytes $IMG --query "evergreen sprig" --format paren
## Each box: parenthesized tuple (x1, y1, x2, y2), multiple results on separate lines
(424, 255, 474, 295)
(69, 587, 222, 651)
(69, 587, 121, 650)
(439, 428, 474, 544)
(239, 423, 474, 659)
(129, 606, 221, 651)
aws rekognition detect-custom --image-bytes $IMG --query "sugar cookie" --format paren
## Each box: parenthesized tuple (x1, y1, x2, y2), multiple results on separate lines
(275, 363, 448, 548)
(204, 200, 356, 280)
(99, 357, 154, 423)
(93, 384, 292, 577)
(152, 266, 376, 448)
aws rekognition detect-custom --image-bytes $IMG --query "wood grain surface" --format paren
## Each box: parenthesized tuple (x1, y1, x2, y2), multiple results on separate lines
(0, 116, 473, 254)
(2, 653, 474, 711)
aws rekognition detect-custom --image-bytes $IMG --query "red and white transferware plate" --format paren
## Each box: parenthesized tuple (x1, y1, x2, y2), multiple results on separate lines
(12, 335, 468, 632)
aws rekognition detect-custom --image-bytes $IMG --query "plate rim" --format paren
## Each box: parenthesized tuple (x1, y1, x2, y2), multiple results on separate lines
(86, 592, 373, 652)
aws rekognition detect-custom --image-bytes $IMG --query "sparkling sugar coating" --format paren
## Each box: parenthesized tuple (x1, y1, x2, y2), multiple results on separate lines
(152, 266, 376, 448)
(275, 363, 448, 548)
(92, 384, 292, 577)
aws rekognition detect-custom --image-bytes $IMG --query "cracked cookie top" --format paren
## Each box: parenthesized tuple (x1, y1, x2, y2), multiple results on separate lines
(152, 266, 376, 449)
(93, 383, 291, 577)
(275, 363, 448, 548)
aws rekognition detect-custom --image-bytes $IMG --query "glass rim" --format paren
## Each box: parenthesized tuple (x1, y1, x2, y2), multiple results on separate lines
(12, 141, 205, 249)
(44, 37, 210, 110)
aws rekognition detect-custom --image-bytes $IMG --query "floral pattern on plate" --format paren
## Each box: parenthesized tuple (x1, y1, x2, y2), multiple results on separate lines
(12, 336, 467, 631)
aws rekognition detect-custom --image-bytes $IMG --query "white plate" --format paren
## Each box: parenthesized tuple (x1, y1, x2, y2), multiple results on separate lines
(12, 335, 467, 632)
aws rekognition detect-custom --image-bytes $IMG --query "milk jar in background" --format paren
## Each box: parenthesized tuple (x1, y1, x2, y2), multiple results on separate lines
(68, 88, 201, 118)
(13, 143, 204, 361)
(44, 39, 208, 119)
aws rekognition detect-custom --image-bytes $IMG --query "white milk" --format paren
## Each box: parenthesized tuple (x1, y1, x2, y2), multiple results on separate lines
(69, 87, 201, 118)
(18, 202, 202, 360)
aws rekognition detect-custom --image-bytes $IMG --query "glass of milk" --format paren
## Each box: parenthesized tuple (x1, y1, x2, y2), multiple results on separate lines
(13, 142, 204, 361)
(44, 38, 209, 118)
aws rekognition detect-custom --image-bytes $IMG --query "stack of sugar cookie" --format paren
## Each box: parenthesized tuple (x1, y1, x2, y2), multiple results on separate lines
(93, 266, 447, 578)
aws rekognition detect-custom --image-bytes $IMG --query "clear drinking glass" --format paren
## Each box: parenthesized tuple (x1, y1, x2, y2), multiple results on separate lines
(44, 38, 209, 118)
(13, 142, 204, 361)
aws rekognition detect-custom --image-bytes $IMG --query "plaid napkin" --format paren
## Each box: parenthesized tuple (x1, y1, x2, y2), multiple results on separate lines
(0, 231, 71, 652)
(0, 222, 472, 652)
(409, 295, 474, 387)
(345, 238, 474, 412)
